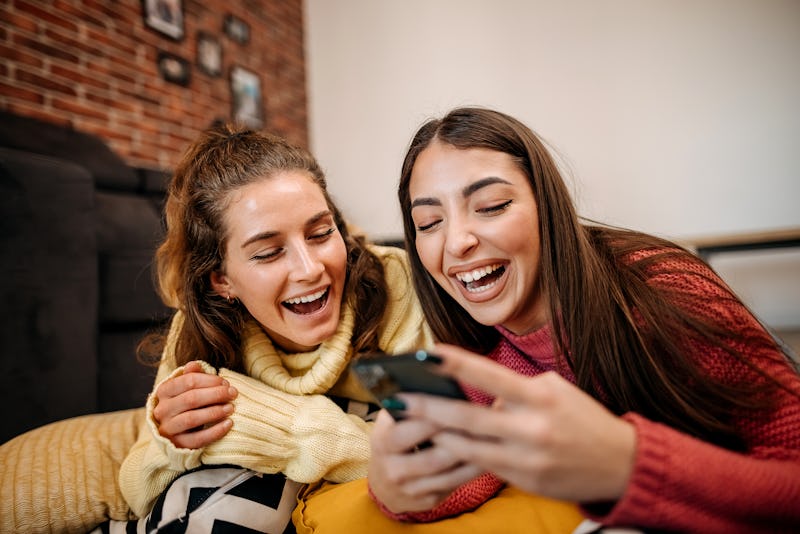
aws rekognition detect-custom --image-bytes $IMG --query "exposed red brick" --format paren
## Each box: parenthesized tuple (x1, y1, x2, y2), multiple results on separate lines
(0, 0, 307, 169)
(16, 68, 77, 95)
(50, 0, 106, 28)
(6, 102, 70, 126)
(4, 10, 40, 33)
(0, 80, 45, 104)
(49, 64, 110, 90)
(44, 28, 107, 57)
(52, 96, 109, 121)
(0, 43, 45, 69)
(14, 1, 78, 33)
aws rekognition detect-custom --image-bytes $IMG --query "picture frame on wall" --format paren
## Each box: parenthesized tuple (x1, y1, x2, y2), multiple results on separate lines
(224, 14, 250, 45)
(230, 66, 264, 128)
(197, 32, 223, 77)
(142, 0, 185, 41)
(158, 52, 191, 86)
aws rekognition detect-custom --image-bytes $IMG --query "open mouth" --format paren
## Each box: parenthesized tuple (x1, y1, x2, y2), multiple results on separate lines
(455, 264, 506, 293)
(282, 288, 329, 315)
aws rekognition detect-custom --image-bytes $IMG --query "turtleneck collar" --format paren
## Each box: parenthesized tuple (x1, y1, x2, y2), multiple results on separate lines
(239, 298, 357, 395)
(494, 322, 557, 366)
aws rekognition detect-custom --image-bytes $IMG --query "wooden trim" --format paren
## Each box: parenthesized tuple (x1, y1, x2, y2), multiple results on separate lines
(682, 227, 800, 258)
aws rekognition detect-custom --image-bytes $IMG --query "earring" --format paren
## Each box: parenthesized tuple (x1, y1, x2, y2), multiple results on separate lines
(226, 293, 234, 304)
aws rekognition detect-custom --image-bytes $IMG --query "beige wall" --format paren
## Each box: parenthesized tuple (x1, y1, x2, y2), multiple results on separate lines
(304, 0, 800, 330)
(304, 0, 799, 241)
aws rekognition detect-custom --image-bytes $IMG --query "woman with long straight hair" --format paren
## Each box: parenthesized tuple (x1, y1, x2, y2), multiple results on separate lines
(367, 107, 800, 533)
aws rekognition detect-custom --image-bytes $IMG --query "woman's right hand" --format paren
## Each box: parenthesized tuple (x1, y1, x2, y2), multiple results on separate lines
(152, 361, 238, 449)
(367, 408, 484, 514)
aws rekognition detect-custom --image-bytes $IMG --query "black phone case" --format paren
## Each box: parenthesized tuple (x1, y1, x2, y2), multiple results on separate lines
(350, 350, 467, 406)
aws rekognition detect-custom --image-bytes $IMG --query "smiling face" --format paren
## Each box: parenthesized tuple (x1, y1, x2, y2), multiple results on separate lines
(409, 140, 547, 334)
(211, 171, 348, 352)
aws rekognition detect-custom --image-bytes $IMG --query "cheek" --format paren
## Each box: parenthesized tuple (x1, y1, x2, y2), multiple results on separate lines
(328, 240, 348, 282)
(415, 237, 441, 275)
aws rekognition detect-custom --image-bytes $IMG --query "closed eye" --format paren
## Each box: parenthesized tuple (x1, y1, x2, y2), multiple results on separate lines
(252, 248, 282, 261)
(478, 200, 512, 214)
(416, 219, 441, 233)
(310, 227, 335, 240)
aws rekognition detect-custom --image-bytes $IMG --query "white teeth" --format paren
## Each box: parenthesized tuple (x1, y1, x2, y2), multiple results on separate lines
(284, 288, 326, 305)
(455, 264, 502, 284)
(465, 278, 499, 293)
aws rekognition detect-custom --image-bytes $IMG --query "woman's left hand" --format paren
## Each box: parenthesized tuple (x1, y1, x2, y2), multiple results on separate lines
(397, 343, 637, 503)
(367, 409, 484, 514)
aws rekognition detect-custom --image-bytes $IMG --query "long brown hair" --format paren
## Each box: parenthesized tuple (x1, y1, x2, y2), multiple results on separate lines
(145, 123, 387, 371)
(398, 107, 789, 450)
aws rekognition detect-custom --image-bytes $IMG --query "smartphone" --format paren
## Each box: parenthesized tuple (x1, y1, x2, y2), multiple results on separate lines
(350, 350, 466, 419)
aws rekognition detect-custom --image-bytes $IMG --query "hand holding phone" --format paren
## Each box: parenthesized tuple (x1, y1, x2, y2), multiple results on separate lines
(350, 350, 466, 419)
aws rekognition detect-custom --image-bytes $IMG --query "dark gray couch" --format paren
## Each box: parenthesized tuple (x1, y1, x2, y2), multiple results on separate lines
(0, 111, 171, 443)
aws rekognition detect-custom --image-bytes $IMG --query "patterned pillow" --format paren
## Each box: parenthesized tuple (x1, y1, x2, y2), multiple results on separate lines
(92, 465, 303, 534)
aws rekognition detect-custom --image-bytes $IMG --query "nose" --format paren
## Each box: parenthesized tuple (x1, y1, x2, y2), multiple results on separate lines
(290, 243, 325, 282)
(444, 218, 478, 258)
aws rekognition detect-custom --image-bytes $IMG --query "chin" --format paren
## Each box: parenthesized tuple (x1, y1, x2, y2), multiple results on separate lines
(461, 307, 504, 328)
(309, 323, 339, 345)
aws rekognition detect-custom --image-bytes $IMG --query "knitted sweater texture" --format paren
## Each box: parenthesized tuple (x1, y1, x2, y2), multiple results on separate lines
(381, 253, 800, 532)
(119, 245, 433, 517)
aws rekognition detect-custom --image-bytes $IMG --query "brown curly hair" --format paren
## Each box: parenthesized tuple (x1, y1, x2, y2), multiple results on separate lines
(143, 123, 388, 371)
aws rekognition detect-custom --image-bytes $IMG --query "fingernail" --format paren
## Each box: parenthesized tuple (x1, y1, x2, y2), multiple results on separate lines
(381, 397, 406, 411)
(228, 387, 238, 398)
(221, 379, 230, 387)
(223, 403, 234, 414)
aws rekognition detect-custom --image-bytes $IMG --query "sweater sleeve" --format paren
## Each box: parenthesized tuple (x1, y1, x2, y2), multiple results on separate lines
(370, 473, 505, 522)
(584, 252, 800, 533)
(201, 368, 372, 484)
(584, 412, 800, 533)
(119, 358, 374, 517)
(118, 313, 206, 517)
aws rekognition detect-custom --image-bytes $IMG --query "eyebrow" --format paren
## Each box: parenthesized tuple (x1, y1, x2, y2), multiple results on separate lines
(410, 176, 512, 209)
(241, 210, 333, 248)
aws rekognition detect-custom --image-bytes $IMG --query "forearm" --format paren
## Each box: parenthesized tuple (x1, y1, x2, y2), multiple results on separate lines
(202, 368, 372, 483)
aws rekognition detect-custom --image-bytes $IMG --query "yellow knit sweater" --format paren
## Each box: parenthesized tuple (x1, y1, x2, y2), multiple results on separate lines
(119, 245, 433, 517)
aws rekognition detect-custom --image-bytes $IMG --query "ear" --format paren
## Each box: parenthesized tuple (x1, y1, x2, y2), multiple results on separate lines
(210, 270, 232, 299)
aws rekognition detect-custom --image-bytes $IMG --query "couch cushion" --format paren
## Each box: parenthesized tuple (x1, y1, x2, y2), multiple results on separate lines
(0, 408, 144, 533)
(0, 148, 98, 443)
(95, 191, 167, 323)
(138, 166, 171, 195)
(98, 330, 161, 412)
(0, 111, 138, 190)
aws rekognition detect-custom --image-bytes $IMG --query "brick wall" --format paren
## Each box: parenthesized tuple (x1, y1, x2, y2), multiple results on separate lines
(0, 0, 307, 170)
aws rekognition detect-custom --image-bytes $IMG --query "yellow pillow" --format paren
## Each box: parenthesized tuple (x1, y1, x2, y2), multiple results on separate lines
(293, 478, 584, 534)
(0, 408, 143, 533)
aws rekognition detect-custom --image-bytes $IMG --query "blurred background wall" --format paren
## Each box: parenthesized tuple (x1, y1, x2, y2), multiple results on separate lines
(304, 0, 800, 341)
(1, 0, 797, 342)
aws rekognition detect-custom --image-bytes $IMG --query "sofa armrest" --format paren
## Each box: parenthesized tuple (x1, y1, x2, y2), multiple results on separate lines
(0, 147, 99, 443)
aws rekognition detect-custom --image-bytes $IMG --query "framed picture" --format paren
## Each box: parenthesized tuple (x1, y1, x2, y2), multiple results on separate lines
(197, 32, 222, 77)
(230, 66, 264, 128)
(158, 52, 191, 86)
(142, 0, 185, 40)
(223, 14, 250, 45)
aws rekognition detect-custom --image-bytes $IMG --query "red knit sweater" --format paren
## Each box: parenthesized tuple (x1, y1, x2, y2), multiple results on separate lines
(374, 258, 800, 532)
